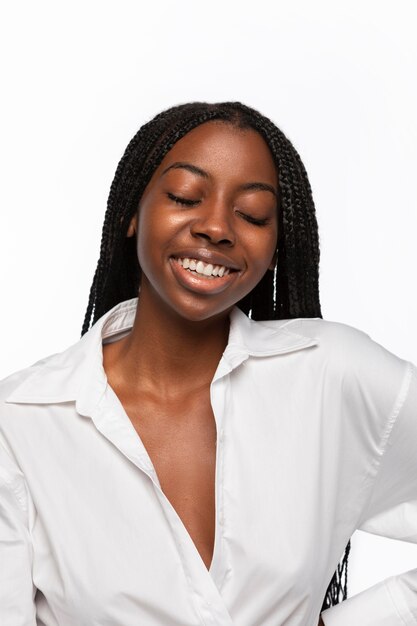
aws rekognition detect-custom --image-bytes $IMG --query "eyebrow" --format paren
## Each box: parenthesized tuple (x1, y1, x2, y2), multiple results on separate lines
(161, 161, 278, 198)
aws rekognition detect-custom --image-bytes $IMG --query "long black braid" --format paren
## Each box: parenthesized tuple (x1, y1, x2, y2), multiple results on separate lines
(82, 101, 351, 612)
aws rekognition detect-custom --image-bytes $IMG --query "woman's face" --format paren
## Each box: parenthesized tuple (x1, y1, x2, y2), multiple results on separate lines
(128, 121, 279, 322)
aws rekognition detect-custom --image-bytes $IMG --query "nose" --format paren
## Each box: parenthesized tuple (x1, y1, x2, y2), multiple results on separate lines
(190, 199, 235, 246)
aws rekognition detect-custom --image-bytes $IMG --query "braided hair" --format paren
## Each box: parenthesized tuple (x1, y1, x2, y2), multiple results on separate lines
(82, 101, 350, 611)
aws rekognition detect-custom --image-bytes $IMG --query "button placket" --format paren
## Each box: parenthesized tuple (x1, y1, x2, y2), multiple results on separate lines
(207, 374, 231, 593)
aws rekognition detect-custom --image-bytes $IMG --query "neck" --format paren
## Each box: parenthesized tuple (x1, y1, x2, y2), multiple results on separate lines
(104, 293, 232, 398)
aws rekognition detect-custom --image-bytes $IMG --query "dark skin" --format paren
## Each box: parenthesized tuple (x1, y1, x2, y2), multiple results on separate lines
(103, 121, 325, 625)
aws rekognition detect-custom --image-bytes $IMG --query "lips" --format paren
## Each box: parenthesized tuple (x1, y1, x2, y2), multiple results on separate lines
(169, 256, 239, 295)
(176, 257, 230, 278)
(170, 249, 241, 272)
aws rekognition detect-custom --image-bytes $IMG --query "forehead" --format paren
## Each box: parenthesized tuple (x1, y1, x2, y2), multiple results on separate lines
(154, 121, 278, 185)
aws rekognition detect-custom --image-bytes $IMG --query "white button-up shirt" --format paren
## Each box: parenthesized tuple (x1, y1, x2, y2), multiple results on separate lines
(0, 298, 416, 626)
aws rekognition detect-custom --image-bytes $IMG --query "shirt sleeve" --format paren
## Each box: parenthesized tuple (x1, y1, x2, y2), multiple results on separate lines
(321, 361, 417, 626)
(0, 443, 37, 625)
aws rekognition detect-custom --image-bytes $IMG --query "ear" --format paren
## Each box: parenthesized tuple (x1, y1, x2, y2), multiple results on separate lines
(268, 248, 278, 271)
(126, 214, 138, 238)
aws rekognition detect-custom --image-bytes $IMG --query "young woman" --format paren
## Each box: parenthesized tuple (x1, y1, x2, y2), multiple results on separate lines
(0, 102, 416, 626)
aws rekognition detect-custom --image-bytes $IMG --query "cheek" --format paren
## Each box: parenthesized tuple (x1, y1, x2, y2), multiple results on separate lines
(135, 207, 182, 271)
(135, 210, 157, 271)
(245, 227, 278, 270)
(265, 221, 279, 257)
(135, 231, 148, 269)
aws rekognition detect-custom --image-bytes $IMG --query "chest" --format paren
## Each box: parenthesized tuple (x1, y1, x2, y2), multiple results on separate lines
(27, 372, 365, 625)
(122, 388, 218, 570)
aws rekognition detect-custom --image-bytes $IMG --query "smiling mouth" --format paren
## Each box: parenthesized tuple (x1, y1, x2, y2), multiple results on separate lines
(174, 257, 235, 279)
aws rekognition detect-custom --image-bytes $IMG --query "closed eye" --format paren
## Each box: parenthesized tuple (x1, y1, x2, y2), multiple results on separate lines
(167, 193, 270, 226)
(167, 193, 200, 207)
(236, 211, 270, 227)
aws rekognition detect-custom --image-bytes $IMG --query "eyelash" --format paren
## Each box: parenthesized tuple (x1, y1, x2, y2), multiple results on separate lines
(166, 193, 270, 227)
(167, 192, 199, 207)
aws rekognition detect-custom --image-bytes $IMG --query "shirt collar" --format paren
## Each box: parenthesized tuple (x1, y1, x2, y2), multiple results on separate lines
(5, 298, 318, 410)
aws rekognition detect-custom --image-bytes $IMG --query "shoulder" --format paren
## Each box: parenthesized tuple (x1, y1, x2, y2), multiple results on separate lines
(0, 334, 87, 411)
(294, 318, 411, 405)
(0, 354, 57, 405)
(281, 317, 402, 359)
(257, 316, 375, 358)
(285, 317, 372, 354)
(262, 316, 410, 386)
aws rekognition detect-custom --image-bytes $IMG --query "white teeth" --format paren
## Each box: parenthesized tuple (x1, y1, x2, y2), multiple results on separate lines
(176, 257, 232, 278)
(196, 261, 205, 274)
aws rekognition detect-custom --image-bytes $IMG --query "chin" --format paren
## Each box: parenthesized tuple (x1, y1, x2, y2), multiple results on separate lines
(168, 299, 235, 324)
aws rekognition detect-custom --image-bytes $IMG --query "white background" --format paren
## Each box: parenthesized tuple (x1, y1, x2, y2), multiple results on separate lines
(1, 0, 416, 599)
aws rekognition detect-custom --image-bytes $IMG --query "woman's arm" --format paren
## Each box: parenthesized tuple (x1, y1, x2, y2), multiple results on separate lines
(0, 440, 37, 624)
(321, 362, 417, 625)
